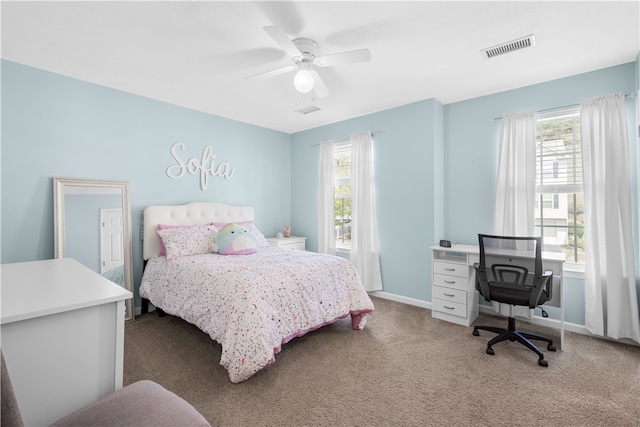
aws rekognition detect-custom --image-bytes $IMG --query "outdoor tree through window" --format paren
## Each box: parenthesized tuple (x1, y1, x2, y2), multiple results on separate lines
(334, 143, 351, 249)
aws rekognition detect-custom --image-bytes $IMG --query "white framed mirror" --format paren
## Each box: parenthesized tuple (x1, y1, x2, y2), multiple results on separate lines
(53, 177, 134, 321)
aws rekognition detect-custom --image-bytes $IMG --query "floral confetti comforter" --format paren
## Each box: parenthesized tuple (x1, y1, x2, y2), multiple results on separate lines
(140, 247, 374, 383)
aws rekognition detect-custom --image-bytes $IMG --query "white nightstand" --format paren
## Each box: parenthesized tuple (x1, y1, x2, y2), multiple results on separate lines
(267, 236, 306, 251)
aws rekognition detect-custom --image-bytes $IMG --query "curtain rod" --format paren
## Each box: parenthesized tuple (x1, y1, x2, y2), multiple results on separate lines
(311, 129, 385, 146)
(489, 92, 637, 122)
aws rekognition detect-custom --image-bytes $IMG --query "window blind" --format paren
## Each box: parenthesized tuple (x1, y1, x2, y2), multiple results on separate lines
(536, 111, 582, 194)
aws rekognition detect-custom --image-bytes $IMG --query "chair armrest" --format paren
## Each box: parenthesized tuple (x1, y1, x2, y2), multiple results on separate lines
(1, 351, 25, 427)
(543, 270, 553, 301)
(528, 271, 553, 309)
(473, 263, 492, 302)
(51, 380, 210, 427)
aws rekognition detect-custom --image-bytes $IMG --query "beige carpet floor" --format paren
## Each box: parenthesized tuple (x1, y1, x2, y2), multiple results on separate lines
(124, 296, 640, 426)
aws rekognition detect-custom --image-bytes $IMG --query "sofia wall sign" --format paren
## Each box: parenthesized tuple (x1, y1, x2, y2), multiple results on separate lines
(166, 142, 235, 191)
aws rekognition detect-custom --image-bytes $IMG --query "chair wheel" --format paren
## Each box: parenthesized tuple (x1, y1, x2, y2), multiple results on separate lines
(486, 347, 495, 355)
(548, 344, 556, 351)
(473, 330, 479, 336)
(538, 359, 548, 367)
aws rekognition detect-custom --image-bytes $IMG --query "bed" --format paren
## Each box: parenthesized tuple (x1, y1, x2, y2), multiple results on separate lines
(140, 202, 374, 383)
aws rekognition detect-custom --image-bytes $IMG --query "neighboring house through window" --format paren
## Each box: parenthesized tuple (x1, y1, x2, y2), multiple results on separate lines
(535, 108, 584, 269)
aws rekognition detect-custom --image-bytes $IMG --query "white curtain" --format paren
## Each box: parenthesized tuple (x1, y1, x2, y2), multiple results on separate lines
(581, 93, 640, 343)
(350, 132, 383, 291)
(318, 141, 336, 255)
(493, 111, 537, 317)
(493, 111, 537, 236)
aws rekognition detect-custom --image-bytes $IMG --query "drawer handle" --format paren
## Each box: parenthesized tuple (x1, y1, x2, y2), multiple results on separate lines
(443, 305, 455, 310)
(444, 280, 456, 284)
(444, 267, 456, 271)
(443, 293, 455, 297)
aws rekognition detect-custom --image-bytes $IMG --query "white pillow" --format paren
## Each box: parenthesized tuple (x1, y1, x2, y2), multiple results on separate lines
(242, 222, 271, 248)
(157, 224, 218, 260)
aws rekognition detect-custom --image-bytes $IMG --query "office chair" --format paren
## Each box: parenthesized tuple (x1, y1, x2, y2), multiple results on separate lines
(472, 234, 556, 367)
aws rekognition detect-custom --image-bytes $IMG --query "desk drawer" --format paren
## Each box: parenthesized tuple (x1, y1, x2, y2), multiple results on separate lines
(432, 285, 466, 305)
(432, 298, 467, 318)
(433, 273, 467, 291)
(433, 261, 467, 278)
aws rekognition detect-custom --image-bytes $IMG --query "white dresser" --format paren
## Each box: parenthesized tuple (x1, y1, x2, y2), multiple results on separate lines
(1, 258, 132, 426)
(267, 236, 306, 251)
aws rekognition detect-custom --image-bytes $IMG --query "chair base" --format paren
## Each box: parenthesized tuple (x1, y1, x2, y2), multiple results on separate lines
(473, 316, 556, 367)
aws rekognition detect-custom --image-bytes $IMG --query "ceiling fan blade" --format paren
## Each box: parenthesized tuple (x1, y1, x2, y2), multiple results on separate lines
(311, 70, 330, 98)
(246, 64, 296, 80)
(263, 26, 302, 59)
(315, 48, 372, 67)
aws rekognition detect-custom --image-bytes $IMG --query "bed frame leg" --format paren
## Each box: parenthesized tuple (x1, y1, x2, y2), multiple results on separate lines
(141, 298, 166, 317)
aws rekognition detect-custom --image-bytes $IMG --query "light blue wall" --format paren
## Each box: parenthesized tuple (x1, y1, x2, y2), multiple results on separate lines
(444, 63, 637, 245)
(2, 58, 638, 327)
(291, 99, 444, 302)
(444, 62, 638, 325)
(290, 62, 637, 327)
(1, 60, 292, 307)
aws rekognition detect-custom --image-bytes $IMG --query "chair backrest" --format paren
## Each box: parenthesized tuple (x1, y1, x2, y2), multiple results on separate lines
(478, 234, 543, 277)
(475, 234, 552, 308)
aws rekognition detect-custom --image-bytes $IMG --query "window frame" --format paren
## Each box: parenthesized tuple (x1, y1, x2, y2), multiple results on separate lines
(333, 142, 352, 252)
(534, 108, 585, 273)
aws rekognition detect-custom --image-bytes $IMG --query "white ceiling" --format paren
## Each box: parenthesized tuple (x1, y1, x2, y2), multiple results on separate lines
(2, 1, 639, 134)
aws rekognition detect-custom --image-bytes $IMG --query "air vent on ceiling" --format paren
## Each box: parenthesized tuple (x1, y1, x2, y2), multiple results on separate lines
(295, 104, 321, 115)
(481, 34, 535, 59)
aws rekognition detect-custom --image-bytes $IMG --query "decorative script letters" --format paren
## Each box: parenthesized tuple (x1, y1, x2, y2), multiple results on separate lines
(166, 142, 235, 191)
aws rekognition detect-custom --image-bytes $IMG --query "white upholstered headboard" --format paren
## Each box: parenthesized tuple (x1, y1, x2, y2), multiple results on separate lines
(143, 202, 255, 260)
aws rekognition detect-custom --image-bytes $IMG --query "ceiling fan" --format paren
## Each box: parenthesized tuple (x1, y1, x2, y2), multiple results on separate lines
(247, 26, 372, 99)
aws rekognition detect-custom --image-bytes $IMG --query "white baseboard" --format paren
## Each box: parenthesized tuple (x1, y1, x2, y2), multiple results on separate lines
(369, 291, 432, 310)
(369, 291, 638, 346)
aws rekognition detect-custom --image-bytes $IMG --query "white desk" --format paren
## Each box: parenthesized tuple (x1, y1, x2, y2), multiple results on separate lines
(430, 244, 564, 348)
(1, 258, 132, 426)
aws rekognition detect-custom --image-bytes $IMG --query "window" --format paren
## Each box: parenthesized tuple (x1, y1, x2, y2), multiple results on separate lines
(534, 109, 584, 267)
(334, 143, 351, 250)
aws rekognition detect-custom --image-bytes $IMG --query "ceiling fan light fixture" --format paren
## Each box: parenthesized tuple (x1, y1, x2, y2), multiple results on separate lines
(294, 68, 314, 93)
